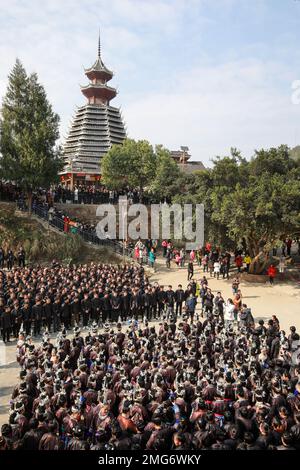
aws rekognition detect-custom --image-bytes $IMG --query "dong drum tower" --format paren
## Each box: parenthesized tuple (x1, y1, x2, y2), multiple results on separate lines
(60, 33, 126, 186)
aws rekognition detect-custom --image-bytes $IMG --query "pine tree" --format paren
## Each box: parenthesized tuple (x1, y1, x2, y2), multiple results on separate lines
(0, 59, 63, 210)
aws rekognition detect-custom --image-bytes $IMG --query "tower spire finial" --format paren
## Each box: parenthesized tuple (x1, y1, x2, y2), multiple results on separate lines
(98, 29, 101, 59)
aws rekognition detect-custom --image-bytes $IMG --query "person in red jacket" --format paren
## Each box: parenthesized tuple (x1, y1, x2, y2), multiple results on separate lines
(63, 216, 70, 233)
(205, 241, 212, 253)
(267, 264, 277, 285)
(235, 254, 243, 273)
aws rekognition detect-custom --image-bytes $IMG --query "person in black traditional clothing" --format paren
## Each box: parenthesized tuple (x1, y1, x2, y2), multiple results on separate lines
(111, 291, 121, 323)
(7, 249, 14, 270)
(1, 306, 12, 342)
(32, 298, 43, 336)
(17, 246, 26, 268)
(81, 293, 91, 328)
(175, 284, 185, 317)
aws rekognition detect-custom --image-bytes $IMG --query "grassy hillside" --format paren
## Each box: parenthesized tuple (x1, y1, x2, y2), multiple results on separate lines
(0, 203, 120, 265)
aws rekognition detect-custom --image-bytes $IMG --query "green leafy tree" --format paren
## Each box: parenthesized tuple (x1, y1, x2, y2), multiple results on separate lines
(172, 146, 300, 273)
(101, 138, 157, 194)
(174, 148, 248, 249)
(213, 146, 300, 273)
(100, 141, 131, 190)
(289, 145, 300, 162)
(0, 59, 62, 210)
(149, 145, 180, 200)
(251, 145, 296, 175)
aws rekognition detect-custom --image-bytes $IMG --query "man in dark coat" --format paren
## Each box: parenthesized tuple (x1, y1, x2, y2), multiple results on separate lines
(111, 291, 121, 323)
(187, 261, 194, 281)
(157, 286, 166, 318)
(121, 290, 130, 322)
(81, 293, 91, 327)
(11, 301, 22, 338)
(17, 247, 26, 268)
(1, 306, 12, 342)
(61, 298, 71, 329)
(130, 289, 139, 320)
(43, 297, 53, 332)
(101, 293, 111, 323)
(175, 284, 185, 317)
(71, 295, 81, 326)
(270, 333, 281, 360)
(52, 297, 61, 332)
(143, 288, 152, 321)
(91, 293, 101, 323)
(32, 299, 43, 336)
(21, 302, 32, 336)
(148, 286, 157, 320)
(165, 285, 175, 318)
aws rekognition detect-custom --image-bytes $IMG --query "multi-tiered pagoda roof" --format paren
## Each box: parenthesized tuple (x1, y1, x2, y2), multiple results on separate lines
(61, 33, 126, 185)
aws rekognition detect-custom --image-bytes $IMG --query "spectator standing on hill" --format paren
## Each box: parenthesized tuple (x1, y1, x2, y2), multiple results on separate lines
(6, 249, 14, 270)
(17, 246, 25, 268)
(0, 247, 4, 268)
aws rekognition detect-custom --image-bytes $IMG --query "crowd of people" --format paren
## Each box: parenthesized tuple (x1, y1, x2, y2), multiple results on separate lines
(133, 239, 233, 276)
(52, 185, 157, 205)
(0, 182, 160, 207)
(0, 261, 226, 343)
(160, 241, 241, 282)
(0, 262, 151, 342)
(0, 260, 299, 451)
(159, 240, 296, 285)
(1, 182, 300, 452)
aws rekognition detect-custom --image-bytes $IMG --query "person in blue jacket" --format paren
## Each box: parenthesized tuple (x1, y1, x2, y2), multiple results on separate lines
(185, 292, 197, 323)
